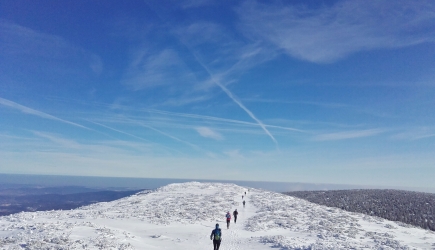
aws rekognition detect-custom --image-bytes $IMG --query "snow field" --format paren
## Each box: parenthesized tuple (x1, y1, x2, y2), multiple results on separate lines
(0, 182, 434, 249)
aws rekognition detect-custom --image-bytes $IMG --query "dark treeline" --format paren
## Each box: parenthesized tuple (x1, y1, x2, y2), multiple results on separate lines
(284, 189, 435, 231)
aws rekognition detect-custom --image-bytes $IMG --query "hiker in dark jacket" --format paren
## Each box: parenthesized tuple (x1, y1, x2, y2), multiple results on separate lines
(210, 223, 222, 250)
(243, 200, 246, 207)
(233, 209, 238, 223)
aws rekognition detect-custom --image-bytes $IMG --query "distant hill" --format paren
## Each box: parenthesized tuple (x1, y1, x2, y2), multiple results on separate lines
(0, 185, 144, 216)
(284, 189, 435, 231)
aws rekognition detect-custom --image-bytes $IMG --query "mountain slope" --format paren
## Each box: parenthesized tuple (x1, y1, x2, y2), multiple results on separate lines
(285, 189, 435, 231)
(0, 182, 434, 249)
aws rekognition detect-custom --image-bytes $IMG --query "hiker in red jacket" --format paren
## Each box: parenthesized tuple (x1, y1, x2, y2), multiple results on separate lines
(225, 211, 231, 229)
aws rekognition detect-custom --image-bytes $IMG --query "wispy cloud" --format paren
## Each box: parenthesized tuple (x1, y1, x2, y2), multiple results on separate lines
(122, 49, 196, 90)
(0, 97, 89, 130)
(195, 127, 223, 140)
(32, 131, 81, 149)
(90, 55, 103, 74)
(243, 98, 395, 119)
(391, 127, 435, 140)
(178, 22, 227, 46)
(416, 134, 435, 139)
(0, 133, 35, 140)
(181, 0, 215, 9)
(237, 0, 435, 63)
(175, 22, 245, 70)
(156, 94, 213, 107)
(243, 98, 348, 109)
(313, 129, 384, 141)
(2, 131, 169, 164)
(171, 21, 279, 119)
(176, 22, 277, 84)
(0, 20, 103, 74)
(224, 149, 243, 158)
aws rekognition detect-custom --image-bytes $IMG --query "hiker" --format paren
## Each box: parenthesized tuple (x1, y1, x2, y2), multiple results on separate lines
(245, 191, 246, 195)
(242, 195, 244, 199)
(243, 200, 246, 207)
(210, 223, 222, 250)
(233, 209, 238, 223)
(225, 211, 231, 229)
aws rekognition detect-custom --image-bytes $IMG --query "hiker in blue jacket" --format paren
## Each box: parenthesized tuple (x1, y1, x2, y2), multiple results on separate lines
(210, 223, 222, 250)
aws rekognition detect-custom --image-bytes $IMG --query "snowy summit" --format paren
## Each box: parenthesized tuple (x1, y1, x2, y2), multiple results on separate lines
(0, 182, 434, 249)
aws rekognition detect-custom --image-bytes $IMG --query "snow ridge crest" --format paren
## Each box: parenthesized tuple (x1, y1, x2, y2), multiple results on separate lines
(0, 182, 434, 249)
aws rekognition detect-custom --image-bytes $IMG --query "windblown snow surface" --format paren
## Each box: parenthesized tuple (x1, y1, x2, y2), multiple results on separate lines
(0, 182, 434, 249)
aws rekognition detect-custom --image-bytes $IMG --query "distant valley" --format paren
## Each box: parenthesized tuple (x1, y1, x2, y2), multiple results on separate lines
(0, 184, 143, 216)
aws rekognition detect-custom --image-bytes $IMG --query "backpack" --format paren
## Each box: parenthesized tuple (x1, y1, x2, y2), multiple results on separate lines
(214, 229, 221, 240)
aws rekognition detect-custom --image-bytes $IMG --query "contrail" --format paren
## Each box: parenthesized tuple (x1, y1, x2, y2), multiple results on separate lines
(86, 120, 151, 142)
(141, 109, 305, 133)
(214, 79, 279, 147)
(126, 118, 201, 150)
(86, 119, 185, 155)
(0, 97, 90, 130)
(191, 55, 279, 148)
(74, 102, 304, 133)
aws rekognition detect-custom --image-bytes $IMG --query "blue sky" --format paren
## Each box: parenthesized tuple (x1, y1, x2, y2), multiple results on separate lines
(1, 0, 434, 191)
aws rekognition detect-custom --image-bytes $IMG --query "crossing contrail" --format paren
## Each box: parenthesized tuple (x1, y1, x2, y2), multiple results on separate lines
(191, 55, 279, 149)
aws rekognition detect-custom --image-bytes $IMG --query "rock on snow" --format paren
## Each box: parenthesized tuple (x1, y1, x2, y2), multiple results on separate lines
(0, 182, 434, 249)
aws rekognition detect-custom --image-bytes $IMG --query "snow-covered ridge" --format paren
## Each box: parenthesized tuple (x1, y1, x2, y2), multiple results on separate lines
(248, 190, 435, 249)
(0, 182, 434, 249)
